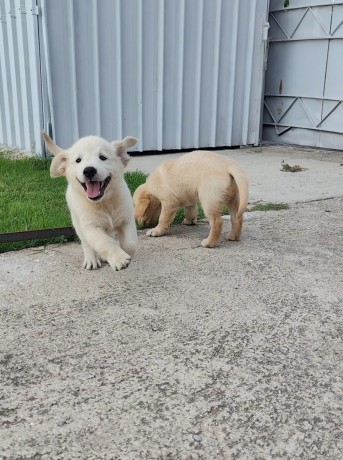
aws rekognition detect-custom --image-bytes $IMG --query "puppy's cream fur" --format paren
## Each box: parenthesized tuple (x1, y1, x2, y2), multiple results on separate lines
(134, 150, 249, 248)
(43, 132, 138, 271)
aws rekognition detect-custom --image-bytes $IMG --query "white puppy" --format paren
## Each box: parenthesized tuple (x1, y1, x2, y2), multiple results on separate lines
(43, 133, 138, 271)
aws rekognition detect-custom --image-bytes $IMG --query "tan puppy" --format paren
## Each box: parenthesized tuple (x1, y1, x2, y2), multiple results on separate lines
(43, 132, 138, 271)
(134, 151, 249, 247)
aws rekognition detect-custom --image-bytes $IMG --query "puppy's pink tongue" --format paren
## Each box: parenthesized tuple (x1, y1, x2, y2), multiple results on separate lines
(86, 181, 101, 198)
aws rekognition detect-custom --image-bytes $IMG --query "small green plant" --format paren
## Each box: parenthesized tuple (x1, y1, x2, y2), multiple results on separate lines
(284, 0, 289, 8)
(248, 202, 289, 212)
(125, 170, 148, 195)
(281, 162, 307, 173)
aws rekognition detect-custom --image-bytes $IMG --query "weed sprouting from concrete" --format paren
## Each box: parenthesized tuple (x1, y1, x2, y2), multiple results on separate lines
(281, 162, 307, 173)
(248, 202, 289, 212)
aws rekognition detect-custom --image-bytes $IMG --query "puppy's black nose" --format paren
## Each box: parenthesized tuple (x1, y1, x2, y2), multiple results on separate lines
(83, 166, 97, 179)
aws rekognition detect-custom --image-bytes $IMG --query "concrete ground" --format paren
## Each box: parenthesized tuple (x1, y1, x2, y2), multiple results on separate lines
(0, 145, 343, 459)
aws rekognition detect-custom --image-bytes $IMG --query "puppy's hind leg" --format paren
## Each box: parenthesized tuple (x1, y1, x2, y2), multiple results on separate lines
(183, 204, 198, 225)
(226, 197, 243, 242)
(200, 203, 223, 248)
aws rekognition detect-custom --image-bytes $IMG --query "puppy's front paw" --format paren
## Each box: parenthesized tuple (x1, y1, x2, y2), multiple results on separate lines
(108, 250, 131, 271)
(83, 256, 102, 270)
(146, 227, 165, 237)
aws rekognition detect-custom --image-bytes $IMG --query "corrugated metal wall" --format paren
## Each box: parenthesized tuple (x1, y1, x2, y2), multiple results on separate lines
(0, 0, 43, 153)
(43, 0, 270, 152)
(0, 0, 270, 154)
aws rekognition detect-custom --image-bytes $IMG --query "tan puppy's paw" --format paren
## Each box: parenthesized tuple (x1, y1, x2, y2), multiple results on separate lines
(226, 231, 238, 241)
(146, 227, 166, 237)
(83, 255, 102, 270)
(201, 238, 216, 248)
(182, 217, 197, 225)
(108, 250, 131, 271)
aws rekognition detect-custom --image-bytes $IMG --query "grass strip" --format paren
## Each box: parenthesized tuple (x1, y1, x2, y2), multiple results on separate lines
(0, 154, 289, 253)
(0, 156, 148, 253)
(248, 202, 289, 212)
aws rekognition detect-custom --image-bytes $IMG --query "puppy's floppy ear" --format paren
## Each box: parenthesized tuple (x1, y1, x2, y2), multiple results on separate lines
(50, 153, 68, 177)
(42, 132, 68, 178)
(42, 132, 64, 157)
(113, 136, 138, 167)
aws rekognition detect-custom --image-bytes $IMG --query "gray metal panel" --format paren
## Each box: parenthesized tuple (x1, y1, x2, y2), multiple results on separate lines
(264, 0, 343, 149)
(265, 40, 328, 98)
(270, 0, 339, 12)
(41, 0, 269, 152)
(0, 0, 269, 153)
(0, 0, 42, 152)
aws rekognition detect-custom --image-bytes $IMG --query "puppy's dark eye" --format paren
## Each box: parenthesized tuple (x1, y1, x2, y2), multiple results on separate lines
(75, 158, 81, 163)
(99, 154, 107, 161)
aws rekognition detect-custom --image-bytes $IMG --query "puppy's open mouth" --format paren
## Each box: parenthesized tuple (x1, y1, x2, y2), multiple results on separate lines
(78, 176, 111, 201)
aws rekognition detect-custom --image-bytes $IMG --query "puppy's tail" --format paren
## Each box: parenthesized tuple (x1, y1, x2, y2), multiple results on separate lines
(228, 163, 249, 219)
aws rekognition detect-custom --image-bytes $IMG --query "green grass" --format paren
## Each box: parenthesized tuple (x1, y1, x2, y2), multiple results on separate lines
(0, 156, 71, 231)
(0, 156, 149, 253)
(0, 155, 73, 252)
(0, 153, 207, 247)
(248, 202, 289, 212)
(124, 170, 148, 196)
(0, 154, 289, 253)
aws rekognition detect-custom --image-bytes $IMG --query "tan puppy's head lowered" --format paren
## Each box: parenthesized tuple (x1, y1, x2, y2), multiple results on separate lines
(43, 132, 138, 272)
(133, 150, 249, 248)
(134, 185, 161, 226)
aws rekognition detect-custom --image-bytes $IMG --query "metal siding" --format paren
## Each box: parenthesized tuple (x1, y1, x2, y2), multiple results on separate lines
(120, 0, 141, 148)
(198, 0, 221, 148)
(0, 0, 16, 146)
(17, 0, 33, 149)
(216, 0, 239, 146)
(26, 0, 44, 153)
(73, 0, 98, 137)
(242, 0, 257, 145)
(42, 0, 269, 151)
(181, 0, 203, 149)
(96, 0, 122, 141)
(141, 0, 163, 151)
(0, 0, 9, 144)
(162, 0, 185, 150)
(1, 0, 269, 153)
(42, 0, 79, 146)
(231, 1, 250, 146)
(0, 0, 42, 152)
